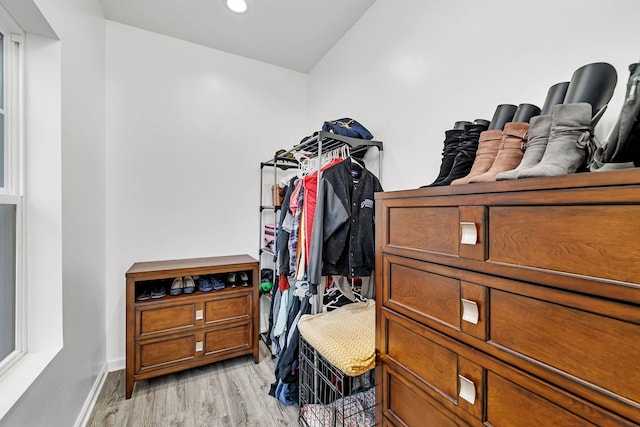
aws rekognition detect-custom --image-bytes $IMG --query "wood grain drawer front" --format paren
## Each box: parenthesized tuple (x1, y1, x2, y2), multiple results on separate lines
(385, 260, 461, 330)
(384, 311, 488, 420)
(387, 206, 459, 256)
(204, 322, 251, 355)
(137, 303, 196, 337)
(486, 371, 598, 427)
(137, 334, 196, 372)
(386, 316, 458, 402)
(489, 289, 640, 406)
(383, 366, 463, 427)
(204, 294, 251, 324)
(489, 205, 640, 285)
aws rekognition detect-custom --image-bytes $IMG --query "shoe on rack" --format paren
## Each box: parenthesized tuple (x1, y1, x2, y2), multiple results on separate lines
(169, 277, 184, 296)
(227, 272, 237, 288)
(212, 277, 226, 291)
(198, 277, 214, 292)
(183, 276, 196, 294)
(150, 285, 166, 299)
(136, 286, 151, 301)
(240, 271, 249, 287)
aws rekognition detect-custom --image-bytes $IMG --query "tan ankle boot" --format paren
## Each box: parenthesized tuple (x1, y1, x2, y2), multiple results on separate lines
(451, 130, 502, 185)
(468, 122, 529, 183)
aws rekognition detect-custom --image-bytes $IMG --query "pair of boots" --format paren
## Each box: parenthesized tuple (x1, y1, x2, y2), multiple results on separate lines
(424, 122, 489, 187)
(498, 102, 597, 179)
(450, 103, 597, 183)
(451, 121, 529, 184)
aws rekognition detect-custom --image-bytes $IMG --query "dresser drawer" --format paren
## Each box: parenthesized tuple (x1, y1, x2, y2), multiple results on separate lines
(135, 290, 253, 339)
(489, 289, 640, 413)
(382, 255, 488, 341)
(204, 293, 251, 325)
(381, 365, 467, 427)
(381, 310, 484, 420)
(386, 205, 460, 256)
(384, 257, 460, 329)
(488, 205, 640, 285)
(486, 371, 599, 427)
(136, 332, 199, 372)
(136, 302, 197, 337)
(204, 321, 251, 355)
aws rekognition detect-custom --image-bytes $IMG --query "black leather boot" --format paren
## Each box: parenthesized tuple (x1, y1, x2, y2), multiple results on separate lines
(591, 62, 640, 171)
(431, 122, 489, 186)
(422, 128, 465, 187)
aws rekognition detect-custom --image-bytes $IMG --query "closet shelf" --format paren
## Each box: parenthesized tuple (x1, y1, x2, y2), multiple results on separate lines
(259, 247, 276, 257)
(287, 131, 383, 160)
(260, 205, 281, 212)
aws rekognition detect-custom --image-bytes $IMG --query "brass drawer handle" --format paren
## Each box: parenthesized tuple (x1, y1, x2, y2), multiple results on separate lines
(460, 222, 477, 245)
(458, 375, 476, 405)
(461, 299, 479, 324)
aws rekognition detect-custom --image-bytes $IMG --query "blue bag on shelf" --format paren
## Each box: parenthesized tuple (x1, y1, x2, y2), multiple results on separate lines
(322, 118, 374, 140)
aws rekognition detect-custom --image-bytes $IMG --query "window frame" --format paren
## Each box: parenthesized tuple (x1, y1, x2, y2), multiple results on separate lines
(0, 10, 25, 376)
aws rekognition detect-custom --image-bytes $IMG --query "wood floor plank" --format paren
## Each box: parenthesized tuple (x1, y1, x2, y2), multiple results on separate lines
(86, 344, 298, 427)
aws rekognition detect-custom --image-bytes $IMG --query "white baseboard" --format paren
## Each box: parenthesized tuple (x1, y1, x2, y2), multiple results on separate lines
(74, 363, 108, 427)
(107, 357, 125, 372)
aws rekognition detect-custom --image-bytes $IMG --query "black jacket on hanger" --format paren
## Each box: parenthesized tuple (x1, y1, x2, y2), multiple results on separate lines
(308, 158, 383, 289)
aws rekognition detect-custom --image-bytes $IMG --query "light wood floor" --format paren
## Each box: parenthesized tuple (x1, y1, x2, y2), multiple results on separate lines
(87, 344, 299, 427)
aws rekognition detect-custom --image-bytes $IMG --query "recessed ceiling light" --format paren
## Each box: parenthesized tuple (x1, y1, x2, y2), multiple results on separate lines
(226, 0, 248, 13)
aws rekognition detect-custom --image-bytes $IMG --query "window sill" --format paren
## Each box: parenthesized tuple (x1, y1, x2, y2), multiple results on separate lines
(0, 346, 61, 420)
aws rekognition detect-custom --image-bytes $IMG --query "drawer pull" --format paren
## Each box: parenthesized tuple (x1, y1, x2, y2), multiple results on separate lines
(196, 309, 203, 320)
(195, 341, 203, 352)
(460, 222, 477, 245)
(461, 298, 479, 324)
(458, 375, 476, 405)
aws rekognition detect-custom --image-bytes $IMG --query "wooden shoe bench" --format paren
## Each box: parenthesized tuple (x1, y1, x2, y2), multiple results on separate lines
(125, 254, 259, 399)
(375, 169, 640, 426)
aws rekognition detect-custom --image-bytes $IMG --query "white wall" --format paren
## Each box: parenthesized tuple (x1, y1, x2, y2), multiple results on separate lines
(0, 0, 106, 425)
(308, 0, 640, 191)
(104, 21, 308, 368)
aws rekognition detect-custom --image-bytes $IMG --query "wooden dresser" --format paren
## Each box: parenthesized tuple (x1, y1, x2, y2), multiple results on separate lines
(125, 255, 259, 399)
(375, 169, 640, 426)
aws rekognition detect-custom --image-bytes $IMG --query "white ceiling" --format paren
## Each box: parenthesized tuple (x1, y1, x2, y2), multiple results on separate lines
(99, 0, 376, 73)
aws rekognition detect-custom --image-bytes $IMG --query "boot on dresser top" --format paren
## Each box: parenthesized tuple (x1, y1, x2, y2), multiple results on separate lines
(591, 61, 640, 171)
(467, 103, 540, 183)
(496, 82, 569, 181)
(422, 127, 466, 187)
(517, 62, 616, 178)
(517, 102, 596, 178)
(495, 114, 553, 180)
(468, 121, 531, 182)
(429, 121, 489, 186)
(451, 104, 517, 185)
(450, 130, 503, 185)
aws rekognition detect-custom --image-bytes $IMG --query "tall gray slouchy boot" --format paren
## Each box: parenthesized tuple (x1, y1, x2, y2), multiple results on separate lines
(496, 115, 553, 180)
(517, 103, 595, 178)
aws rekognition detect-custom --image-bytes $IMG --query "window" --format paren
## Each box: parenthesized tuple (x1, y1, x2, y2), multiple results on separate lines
(0, 10, 24, 374)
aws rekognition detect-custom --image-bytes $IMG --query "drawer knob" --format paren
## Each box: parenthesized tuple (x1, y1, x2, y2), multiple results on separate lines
(460, 222, 478, 245)
(196, 309, 203, 320)
(195, 341, 203, 352)
(461, 298, 479, 325)
(458, 375, 476, 405)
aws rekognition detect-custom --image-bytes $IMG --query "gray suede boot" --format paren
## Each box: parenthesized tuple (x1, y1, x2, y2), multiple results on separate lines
(517, 103, 595, 178)
(496, 114, 553, 180)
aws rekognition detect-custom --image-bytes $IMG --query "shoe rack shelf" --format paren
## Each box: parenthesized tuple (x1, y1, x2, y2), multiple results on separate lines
(125, 254, 259, 399)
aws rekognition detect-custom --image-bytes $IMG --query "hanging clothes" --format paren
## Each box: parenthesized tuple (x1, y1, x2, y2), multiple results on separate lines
(308, 158, 383, 290)
(276, 176, 298, 276)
